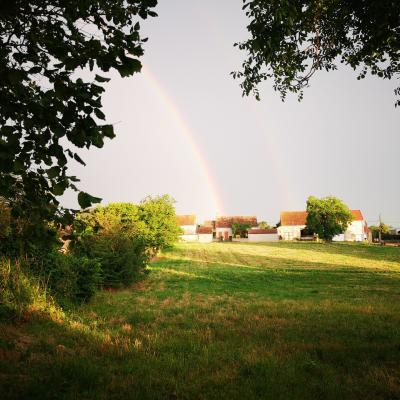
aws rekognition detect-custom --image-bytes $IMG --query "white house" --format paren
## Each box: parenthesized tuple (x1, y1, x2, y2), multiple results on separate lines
(277, 211, 307, 241)
(176, 215, 198, 242)
(333, 210, 368, 241)
(278, 210, 368, 241)
(197, 226, 213, 243)
(215, 216, 258, 241)
(248, 228, 279, 242)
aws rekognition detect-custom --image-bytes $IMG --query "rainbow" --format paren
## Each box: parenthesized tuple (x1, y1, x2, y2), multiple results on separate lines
(142, 65, 224, 216)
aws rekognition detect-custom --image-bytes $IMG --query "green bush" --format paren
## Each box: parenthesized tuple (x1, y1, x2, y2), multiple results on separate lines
(39, 252, 102, 304)
(72, 196, 181, 288)
(75, 232, 148, 287)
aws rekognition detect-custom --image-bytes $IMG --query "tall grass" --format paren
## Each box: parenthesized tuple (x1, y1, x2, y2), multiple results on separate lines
(0, 257, 62, 320)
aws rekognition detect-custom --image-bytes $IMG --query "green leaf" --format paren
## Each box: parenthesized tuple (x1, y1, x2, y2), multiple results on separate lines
(95, 74, 111, 83)
(78, 191, 102, 209)
(102, 125, 115, 139)
(94, 108, 106, 120)
(29, 66, 42, 74)
(52, 182, 67, 196)
(47, 166, 60, 179)
(73, 153, 86, 166)
(118, 58, 142, 77)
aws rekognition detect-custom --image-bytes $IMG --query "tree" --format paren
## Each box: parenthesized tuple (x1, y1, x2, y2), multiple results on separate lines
(231, 222, 251, 238)
(369, 222, 392, 240)
(258, 221, 271, 229)
(306, 195, 353, 242)
(0, 0, 158, 222)
(370, 223, 391, 235)
(233, 1, 400, 105)
(138, 195, 181, 254)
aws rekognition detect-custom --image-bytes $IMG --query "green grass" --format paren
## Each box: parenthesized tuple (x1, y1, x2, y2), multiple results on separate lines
(1, 242, 400, 399)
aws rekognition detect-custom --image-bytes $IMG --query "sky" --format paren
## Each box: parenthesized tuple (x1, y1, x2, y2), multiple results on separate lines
(62, 0, 400, 227)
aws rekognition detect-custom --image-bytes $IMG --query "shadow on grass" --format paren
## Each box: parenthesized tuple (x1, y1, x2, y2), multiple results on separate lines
(1, 297, 400, 400)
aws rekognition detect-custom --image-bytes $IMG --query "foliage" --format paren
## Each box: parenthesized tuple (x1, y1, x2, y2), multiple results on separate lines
(0, 202, 59, 258)
(0, 200, 11, 239)
(38, 252, 102, 304)
(0, 257, 61, 320)
(233, 0, 400, 105)
(73, 203, 147, 287)
(72, 197, 179, 287)
(258, 221, 271, 229)
(138, 195, 181, 255)
(306, 195, 353, 241)
(370, 222, 392, 235)
(75, 231, 147, 288)
(231, 222, 251, 238)
(0, 0, 158, 223)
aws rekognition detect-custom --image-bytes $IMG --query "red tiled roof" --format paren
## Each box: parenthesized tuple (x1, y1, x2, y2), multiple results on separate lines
(249, 228, 278, 234)
(280, 209, 364, 226)
(351, 210, 364, 221)
(216, 216, 257, 228)
(198, 226, 213, 234)
(280, 211, 308, 226)
(176, 215, 196, 226)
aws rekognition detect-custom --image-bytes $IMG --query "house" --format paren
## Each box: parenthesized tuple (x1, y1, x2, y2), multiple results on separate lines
(277, 211, 307, 241)
(197, 226, 213, 243)
(390, 227, 400, 235)
(278, 210, 368, 241)
(248, 228, 279, 242)
(215, 216, 258, 240)
(176, 215, 198, 242)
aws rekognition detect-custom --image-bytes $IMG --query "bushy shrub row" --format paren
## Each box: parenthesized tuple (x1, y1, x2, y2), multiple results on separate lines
(72, 196, 180, 288)
(0, 195, 180, 317)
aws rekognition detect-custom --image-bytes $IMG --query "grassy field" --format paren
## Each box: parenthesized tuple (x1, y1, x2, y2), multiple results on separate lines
(1, 242, 400, 399)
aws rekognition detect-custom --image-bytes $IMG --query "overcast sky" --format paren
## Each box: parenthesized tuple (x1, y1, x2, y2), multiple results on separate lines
(62, 0, 400, 227)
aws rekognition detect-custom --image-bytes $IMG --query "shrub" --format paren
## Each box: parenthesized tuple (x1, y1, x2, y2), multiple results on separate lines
(74, 232, 148, 287)
(72, 196, 180, 287)
(38, 252, 102, 304)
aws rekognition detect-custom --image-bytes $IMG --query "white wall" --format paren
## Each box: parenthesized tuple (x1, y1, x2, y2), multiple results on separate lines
(333, 221, 366, 241)
(198, 234, 213, 243)
(344, 220, 365, 241)
(248, 234, 279, 242)
(215, 227, 232, 238)
(180, 225, 197, 235)
(277, 225, 305, 240)
(180, 234, 199, 242)
(332, 234, 345, 242)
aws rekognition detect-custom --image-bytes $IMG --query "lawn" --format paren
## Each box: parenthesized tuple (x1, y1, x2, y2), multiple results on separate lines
(1, 242, 400, 399)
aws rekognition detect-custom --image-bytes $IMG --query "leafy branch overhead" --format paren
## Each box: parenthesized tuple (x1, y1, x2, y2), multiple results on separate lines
(0, 0, 158, 215)
(233, 0, 400, 104)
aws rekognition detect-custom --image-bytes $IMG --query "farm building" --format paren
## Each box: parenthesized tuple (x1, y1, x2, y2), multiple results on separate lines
(197, 226, 213, 243)
(176, 215, 198, 242)
(215, 216, 258, 240)
(248, 228, 279, 242)
(278, 210, 368, 241)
